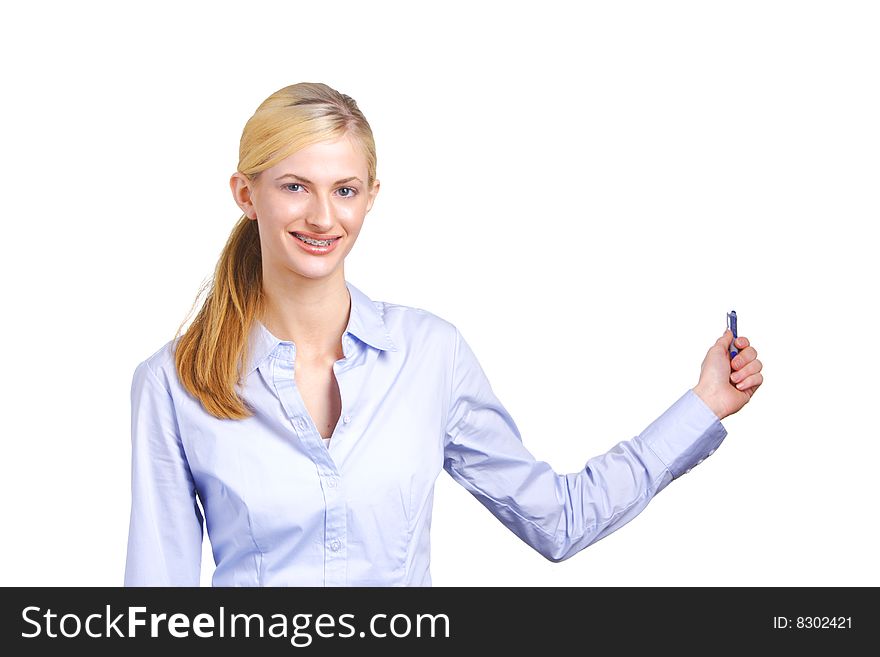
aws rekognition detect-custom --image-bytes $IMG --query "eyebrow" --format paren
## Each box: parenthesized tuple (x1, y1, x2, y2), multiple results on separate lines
(275, 173, 363, 185)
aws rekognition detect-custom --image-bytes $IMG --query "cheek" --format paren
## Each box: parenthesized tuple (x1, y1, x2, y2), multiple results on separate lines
(339, 200, 368, 218)
(339, 203, 368, 227)
(260, 193, 305, 218)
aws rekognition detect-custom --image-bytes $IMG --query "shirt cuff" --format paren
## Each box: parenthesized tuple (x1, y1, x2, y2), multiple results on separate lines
(641, 389, 728, 479)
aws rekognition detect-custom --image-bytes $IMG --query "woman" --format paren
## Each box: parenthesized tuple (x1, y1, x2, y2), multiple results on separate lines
(124, 82, 763, 586)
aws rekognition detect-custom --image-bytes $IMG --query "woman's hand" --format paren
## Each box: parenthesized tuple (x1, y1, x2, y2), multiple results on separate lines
(692, 329, 763, 420)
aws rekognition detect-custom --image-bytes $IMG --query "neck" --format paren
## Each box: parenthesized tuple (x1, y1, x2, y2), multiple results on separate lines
(259, 269, 351, 363)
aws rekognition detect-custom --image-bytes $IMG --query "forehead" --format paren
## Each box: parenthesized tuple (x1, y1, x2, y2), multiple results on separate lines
(266, 136, 368, 179)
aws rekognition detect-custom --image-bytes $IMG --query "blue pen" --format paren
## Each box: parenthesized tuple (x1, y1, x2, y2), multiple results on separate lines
(727, 310, 738, 359)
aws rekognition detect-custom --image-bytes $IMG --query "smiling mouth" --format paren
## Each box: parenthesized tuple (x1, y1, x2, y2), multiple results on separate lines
(289, 232, 341, 246)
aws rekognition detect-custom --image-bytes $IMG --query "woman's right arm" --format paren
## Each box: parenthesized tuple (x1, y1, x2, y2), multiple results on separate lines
(124, 359, 204, 586)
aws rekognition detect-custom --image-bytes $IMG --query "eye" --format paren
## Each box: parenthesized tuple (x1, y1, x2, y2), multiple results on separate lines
(283, 183, 304, 192)
(337, 187, 357, 198)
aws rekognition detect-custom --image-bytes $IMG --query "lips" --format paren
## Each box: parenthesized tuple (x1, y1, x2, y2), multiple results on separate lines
(288, 231, 342, 255)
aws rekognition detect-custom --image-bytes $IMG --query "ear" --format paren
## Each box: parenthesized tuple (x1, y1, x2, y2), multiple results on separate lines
(365, 178, 381, 214)
(230, 172, 258, 220)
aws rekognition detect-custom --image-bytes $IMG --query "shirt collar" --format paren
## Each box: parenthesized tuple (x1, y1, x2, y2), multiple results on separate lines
(243, 280, 397, 376)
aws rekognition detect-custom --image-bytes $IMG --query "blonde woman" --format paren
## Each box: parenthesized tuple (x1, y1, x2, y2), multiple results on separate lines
(124, 82, 763, 586)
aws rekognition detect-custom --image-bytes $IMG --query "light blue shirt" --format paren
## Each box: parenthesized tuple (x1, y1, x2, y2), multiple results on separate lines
(124, 280, 727, 586)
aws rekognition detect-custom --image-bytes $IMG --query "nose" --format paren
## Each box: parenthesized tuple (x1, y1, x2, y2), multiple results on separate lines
(309, 192, 335, 228)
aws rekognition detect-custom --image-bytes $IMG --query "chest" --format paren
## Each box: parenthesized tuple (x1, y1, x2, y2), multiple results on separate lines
(294, 361, 342, 439)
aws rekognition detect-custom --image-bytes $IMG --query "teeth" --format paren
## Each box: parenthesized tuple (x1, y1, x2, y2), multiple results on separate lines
(293, 233, 335, 246)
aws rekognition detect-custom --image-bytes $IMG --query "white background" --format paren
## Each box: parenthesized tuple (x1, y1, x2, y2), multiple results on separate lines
(2, 0, 877, 587)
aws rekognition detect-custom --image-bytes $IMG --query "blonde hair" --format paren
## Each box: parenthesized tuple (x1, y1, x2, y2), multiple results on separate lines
(172, 82, 377, 420)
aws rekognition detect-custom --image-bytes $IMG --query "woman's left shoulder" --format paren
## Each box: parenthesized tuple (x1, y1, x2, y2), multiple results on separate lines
(377, 299, 458, 349)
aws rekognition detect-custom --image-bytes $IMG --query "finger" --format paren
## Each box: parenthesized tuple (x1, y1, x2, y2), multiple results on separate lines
(734, 371, 763, 391)
(734, 336, 750, 349)
(731, 346, 757, 370)
(730, 359, 760, 383)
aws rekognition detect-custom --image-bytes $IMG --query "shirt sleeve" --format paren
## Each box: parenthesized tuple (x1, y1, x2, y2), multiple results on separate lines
(443, 327, 728, 562)
(124, 359, 204, 586)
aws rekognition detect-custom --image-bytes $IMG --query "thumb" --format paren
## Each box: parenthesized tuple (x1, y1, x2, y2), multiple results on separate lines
(717, 329, 733, 349)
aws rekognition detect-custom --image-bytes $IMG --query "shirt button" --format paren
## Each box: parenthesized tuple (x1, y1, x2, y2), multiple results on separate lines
(329, 539, 341, 552)
(343, 415, 351, 424)
(697, 458, 704, 465)
(327, 478, 338, 488)
(708, 449, 715, 456)
(685, 468, 692, 474)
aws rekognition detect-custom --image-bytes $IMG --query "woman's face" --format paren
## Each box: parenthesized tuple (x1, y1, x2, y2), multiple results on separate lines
(231, 135, 380, 283)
